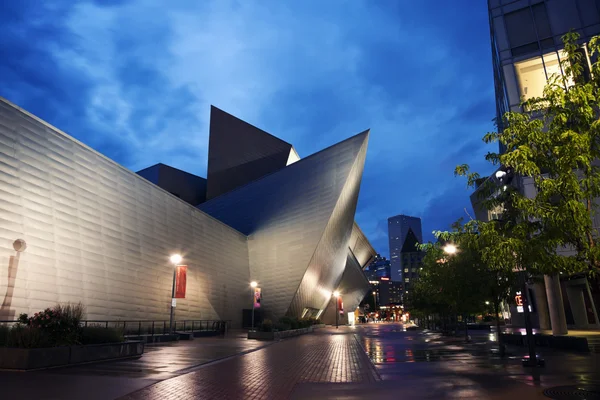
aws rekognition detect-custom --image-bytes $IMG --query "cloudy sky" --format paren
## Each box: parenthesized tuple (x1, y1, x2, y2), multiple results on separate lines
(1, 0, 496, 256)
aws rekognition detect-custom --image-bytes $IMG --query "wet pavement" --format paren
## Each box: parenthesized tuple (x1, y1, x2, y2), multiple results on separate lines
(1, 323, 599, 399)
(0, 331, 269, 400)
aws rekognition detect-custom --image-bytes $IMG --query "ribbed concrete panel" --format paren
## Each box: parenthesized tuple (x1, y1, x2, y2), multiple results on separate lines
(206, 106, 293, 200)
(349, 223, 377, 268)
(0, 98, 250, 325)
(287, 136, 368, 317)
(321, 250, 371, 325)
(200, 131, 369, 319)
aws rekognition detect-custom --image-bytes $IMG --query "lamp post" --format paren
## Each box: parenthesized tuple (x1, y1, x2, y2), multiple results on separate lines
(334, 291, 340, 329)
(250, 281, 258, 330)
(372, 291, 377, 319)
(169, 254, 182, 333)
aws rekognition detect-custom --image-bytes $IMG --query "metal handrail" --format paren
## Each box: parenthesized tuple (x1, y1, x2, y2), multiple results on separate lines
(0, 319, 231, 337)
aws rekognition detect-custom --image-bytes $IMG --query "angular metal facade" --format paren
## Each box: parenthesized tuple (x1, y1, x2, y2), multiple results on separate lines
(321, 251, 371, 325)
(206, 106, 295, 200)
(0, 98, 250, 324)
(0, 96, 374, 326)
(200, 132, 370, 319)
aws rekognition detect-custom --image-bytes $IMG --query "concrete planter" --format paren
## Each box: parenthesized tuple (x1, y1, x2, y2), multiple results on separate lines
(248, 326, 313, 341)
(0, 341, 144, 370)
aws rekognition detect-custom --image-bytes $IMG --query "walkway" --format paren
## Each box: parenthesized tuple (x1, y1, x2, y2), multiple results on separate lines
(120, 328, 378, 400)
(0, 331, 267, 400)
(1, 324, 599, 399)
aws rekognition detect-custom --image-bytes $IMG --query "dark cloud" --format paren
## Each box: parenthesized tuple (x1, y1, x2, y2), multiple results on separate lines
(0, 0, 499, 258)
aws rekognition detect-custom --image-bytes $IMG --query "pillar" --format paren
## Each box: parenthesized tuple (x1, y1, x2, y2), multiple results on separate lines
(544, 274, 568, 336)
(565, 284, 588, 329)
(534, 281, 551, 331)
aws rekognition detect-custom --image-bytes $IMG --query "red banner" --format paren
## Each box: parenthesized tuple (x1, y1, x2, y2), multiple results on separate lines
(175, 265, 187, 299)
(254, 288, 262, 308)
(337, 296, 344, 314)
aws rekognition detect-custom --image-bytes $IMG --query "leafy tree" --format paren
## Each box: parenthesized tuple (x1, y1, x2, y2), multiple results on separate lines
(413, 219, 518, 352)
(456, 32, 600, 279)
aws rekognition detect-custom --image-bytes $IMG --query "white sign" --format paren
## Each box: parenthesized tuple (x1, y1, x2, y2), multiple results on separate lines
(172, 298, 177, 307)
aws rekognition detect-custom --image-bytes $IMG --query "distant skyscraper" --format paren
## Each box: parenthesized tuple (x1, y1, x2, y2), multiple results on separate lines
(388, 215, 422, 282)
(365, 254, 390, 281)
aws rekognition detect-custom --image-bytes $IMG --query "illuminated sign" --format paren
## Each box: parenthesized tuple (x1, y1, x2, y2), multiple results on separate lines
(380, 277, 389, 281)
(515, 291, 531, 313)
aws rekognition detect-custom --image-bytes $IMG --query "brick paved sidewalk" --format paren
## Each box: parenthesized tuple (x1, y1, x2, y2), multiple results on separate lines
(120, 328, 379, 400)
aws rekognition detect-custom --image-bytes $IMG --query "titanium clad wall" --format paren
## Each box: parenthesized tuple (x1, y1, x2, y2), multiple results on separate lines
(287, 137, 368, 317)
(321, 251, 371, 325)
(349, 222, 377, 268)
(200, 131, 369, 319)
(0, 98, 250, 325)
(206, 106, 293, 200)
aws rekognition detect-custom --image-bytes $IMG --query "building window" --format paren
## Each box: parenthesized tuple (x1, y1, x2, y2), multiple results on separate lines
(404, 268, 409, 273)
(404, 278, 409, 283)
(515, 48, 586, 103)
(504, 3, 552, 57)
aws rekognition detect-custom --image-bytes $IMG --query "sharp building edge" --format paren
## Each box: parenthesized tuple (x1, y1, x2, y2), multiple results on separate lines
(0, 96, 375, 326)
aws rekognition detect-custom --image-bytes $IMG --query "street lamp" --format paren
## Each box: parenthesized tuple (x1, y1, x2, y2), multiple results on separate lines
(333, 291, 340, 329)
(169, 254, 182, 333)
(250, 281, 258, 330)
(443, 243, 458, 255)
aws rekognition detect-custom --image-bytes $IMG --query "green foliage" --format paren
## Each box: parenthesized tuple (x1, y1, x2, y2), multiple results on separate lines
(80, 325, 124, 345)
(0, 325, 9, 346)
(3, 302, 122, 348)
(412, 220, 517, 319)
(260, 319, 274, 332)
(456, 32, 600, 277)
(27, 303, 84, 346)
(6, 324, 51, 348)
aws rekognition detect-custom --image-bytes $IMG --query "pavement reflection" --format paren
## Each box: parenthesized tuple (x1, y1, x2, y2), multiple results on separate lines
(351, 322, 600, 399)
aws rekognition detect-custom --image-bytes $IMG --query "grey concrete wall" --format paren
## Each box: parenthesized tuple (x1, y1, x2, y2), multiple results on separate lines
(0, 98, 250, 326)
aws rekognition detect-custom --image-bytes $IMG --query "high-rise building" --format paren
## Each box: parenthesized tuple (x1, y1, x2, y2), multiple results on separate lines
(488, 0, 600, 153)
(477, 0, 600, 331)
(388, 215, 422, 282)
(364, 254, 391, 280)
(399, 228, 425, 294)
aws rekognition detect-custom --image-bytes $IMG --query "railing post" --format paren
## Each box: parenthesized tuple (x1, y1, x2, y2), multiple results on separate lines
(192, 320, 194, 332)
(183, 320, 187, 332)
(152, 321, 155, 336)
(106, 321, 108, 329)
(163, 321, 166, 335)
(138, 321, 141, 337)
(124, 321, 127, 335)
(85, 321, 88, 328)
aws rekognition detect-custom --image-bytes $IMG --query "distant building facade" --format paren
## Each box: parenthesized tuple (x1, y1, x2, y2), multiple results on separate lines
(364, 254, 391, 281)
(399, 228, 425, 295)
(388, 215, 423, 282)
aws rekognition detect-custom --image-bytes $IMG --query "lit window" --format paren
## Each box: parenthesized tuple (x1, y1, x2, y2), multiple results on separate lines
(515, 49, 579, 103)
(404, 278, 409, 282)
(404, 268, 409, 273)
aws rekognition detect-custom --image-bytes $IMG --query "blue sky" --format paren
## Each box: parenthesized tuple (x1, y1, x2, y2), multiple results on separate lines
(0, 0, 496, 256)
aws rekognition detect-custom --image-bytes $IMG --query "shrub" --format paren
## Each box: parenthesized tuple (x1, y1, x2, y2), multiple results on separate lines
(0, 325, 9, 346)
(80, 325, 124, 345)
(27, 303, 84, 346)
(273, 322, 292, 332)
(260, 319, 273, 332)
(7, 324, 51, 348)
(279, 316, 299, 330)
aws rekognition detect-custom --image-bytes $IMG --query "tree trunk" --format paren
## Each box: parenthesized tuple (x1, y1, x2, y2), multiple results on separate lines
(494, 299, 505, 356)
